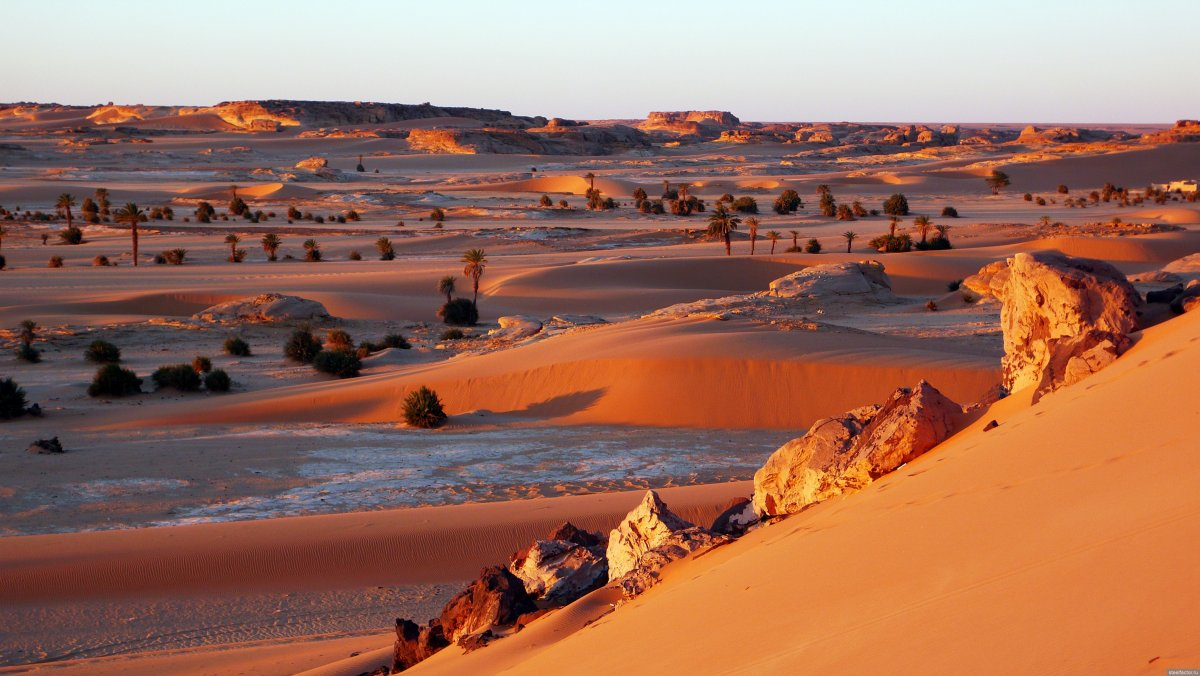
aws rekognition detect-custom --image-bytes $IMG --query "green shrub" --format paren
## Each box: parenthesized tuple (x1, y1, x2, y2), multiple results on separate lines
(382, 333, 411, 349)
(941, 206, 959, 218)
(152, 364, 202, 391)
(85, 340, 121, 363)
(773, 189, 802, 214)
(16, 343, 41, 363)
(326, 329, 354, 352)
(312, 349, 362, 378)
(192, 356, 212, 373)
(48, 256, 64, 268)
(92, 255, 111, 267)
(437, 298, 478, 326)
(162, 248, 187, 265)
(59, 226, 84, 245)
(348, 250, 363, 261)
(224, 336, 251, 356)
(947, 279, 963, 291)
(868, 233, 913, 252)
(731, 196, 758, 214)
(805, 238, 822, 254)
(0, 253, 5, 270)
(284, 325, 322, 363)
(402, 386, 447, 429)
(440, 328, 466, 341)
(0, 377, 27, 418)
(204, 369, 232, 392)
(88, 364, 142, 397)
(882, 193, 910, 216)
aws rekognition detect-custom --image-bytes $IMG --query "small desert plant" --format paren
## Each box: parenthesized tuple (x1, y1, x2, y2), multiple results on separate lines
(539, 194, 553, 207)
(326, 329, 354, 352)
(805, 238, 822, 254)
(986, 170, 1011, 194)
(92, 255, 111, 267)
(376, 237, 395, 260)
(382, 333, 411, 349)
(731, 196, 758, 214)
(59, 226, 84, 245)
(430, 207, 445, 222)
(440, 328, 466, 341)
(402, 386, 447, 429)
(312, 349, 362, 378)
(16, 343, 40, 363)
(152, 364, 202, 392)
(437, 298, 478, 326)
(16, 320, 40, 362)
(941, 206, 959, 218)
(773, 189, 802, 214)
(204, 369, 232, 392)
(162, 248, 187, 265)
(224, 336, 251, 356)
(947, 279, 963, 292)
(48, 255, 64, 268)
(303, 239, 322, 262)
(882, 193, 910, 216)
(0, 253, 5, 271)
(88, 364, 142, 397)
(192, 356, 213, 373)
(85, 340, 121, 363)
(261, 233, 282, 261)
(0, 377, 27, 418)
(284, 325, 322, 363)
(348, 250, 363, 261)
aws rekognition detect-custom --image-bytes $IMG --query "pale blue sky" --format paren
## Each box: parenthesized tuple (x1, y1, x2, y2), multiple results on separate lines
(3, 0, 1197, 123)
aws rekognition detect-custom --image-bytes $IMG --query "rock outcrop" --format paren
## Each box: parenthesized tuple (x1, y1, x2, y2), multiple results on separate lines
(26, 437, 64, 454)
(768, 260, 893, 300)
(613, 527, 729, 599)
(753, 381, 963, 517)
(393, 618, 450, 671)
(710, 497, 758, 536)
(193, 293, 331, 323)
(438, 566, 537, 644)
(606, 490, 694, 581)
(1141, 119, 1200, 144)
(992, 252, 1141, 400)
(640, 111, 741, 138)
(508, 523, 607, 605)
(407, 125, 650, 156)
(489, 315, 543, 340)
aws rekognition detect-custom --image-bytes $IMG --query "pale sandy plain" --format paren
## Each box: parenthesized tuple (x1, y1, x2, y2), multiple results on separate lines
(0, 106, 1198, 673)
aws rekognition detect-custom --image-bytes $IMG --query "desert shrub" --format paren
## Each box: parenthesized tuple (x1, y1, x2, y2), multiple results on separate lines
(0, 254, 5, 270)
(440, 328, 465, 341)
(1, 377, 28, 418)
(88, 364, 142, 397)
(869, 233, 913, 252)
(430, 207, 445, 222)
(382, 333, 411, 349)
(1023, 193, 1033, 202)
(312, 349, 361, 378)
(346, 209, 360, 221)
(539, 194, 553, 207)
(773, 189, 802, 214)
(437, 298, 478, 326)
(59, 226, 84, 245)
(326, 329, 354, 352)
(85, 340, 121, 363)
(882, 193, 910, 216)
(852, 201, 868, 217)
(819, 192, 836, 217)
(46, 255, 64, 268)
(230, 248, 247, 263)
(1057, 184, 1069, 194)
(204, 368, 232, 392)
(162, 248, 187, 265)
(347, 250, 362, 261)
(805, 238, 822, 253)
(731, 196, 758, 214)
(1035, 196, 1047, 206)
(303, 239, 322, 262)
(402, 386, 447, 429)
(92, 255, 110, 267)
(915, 237, 953, 250)
(941, 206, 959, 218)
(224, 336, 251, 356)
(947, 279, 963, 291)
(192, 356, 212, 373)
(835, 204, 856, 221)
(152, 364, 202, 392)
(376, 237, 395, 260)
(557, 199, 569, 209)
(16, 343, 40, 363)
(284, 325, 322, 363)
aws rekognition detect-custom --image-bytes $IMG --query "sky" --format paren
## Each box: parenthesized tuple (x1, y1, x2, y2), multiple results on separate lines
(3, 0, 1198, 123)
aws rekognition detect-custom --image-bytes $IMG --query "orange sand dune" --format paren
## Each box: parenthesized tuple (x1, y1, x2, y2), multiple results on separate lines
(118, 315, 1000, 431)
(998, 143, 1200, 192)
(177, 181, 318, 201)
(1125, 206, 1200, 224)
(452, 174, 643, 197)
(410, 309, 1200, 675)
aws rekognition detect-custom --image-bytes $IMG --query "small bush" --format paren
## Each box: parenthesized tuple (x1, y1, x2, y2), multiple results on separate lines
(348, 250, 363, 261)
(402, 386, 447, 429)
(284, 326, 322, 363)
(224, 336, 251, 356)
(869, 233, 914, 252)
(804, 238, 822, 254)
(192, 356, 212, 373)
(85, 340, 122, 363)
(437, 298, 478, 326)
(0, 377, 27, 418)
(941, 206, 959, 218)
(48, 255, 64, 268)
(59, 226, 84, 245)
(92, 255, 111, 267)
(312, 349, 362, 378)
(152, 364, 202, 392)
(381, 333, 411, 349)
(204, 369, 232, 392)
(16, 343, 41, 363)
(162, 248, 187, 265)
(430, 207, 445, 222)
(947, 279, 963, 292)
(882, 193, 910, 216)
(88, 364, 142, 397)
(326, 329, 354, 352)
(440, 328, 466, 341)
(731, 196, 758, 213)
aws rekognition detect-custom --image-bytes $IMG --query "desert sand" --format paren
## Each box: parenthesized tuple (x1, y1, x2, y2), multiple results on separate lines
(1, 101, 1198, 674)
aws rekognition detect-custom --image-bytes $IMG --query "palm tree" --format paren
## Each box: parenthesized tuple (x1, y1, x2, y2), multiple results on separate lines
(224, 233, 241, 262)
(261, 233, 281, 261)
(1038, 215, 1052, 227)
(95, 188, 110, 215)
(303, 238, 320, 262)
(913, 215, 933, 243)
(745, 217, 760, 255)
(462, 249, 487, 308)
(766, 230, 781, 255)
(584, 172, 596, 192)
(789, 230, 799, 250)
(843, 231, 858, 253)
(57, 193, 76, 229)
(19, 319, 37, 347)
(888, 216, 900, 238)
(114, 203, 144, 265)
(438, 275, 457, 304)
(935, 224, 952, 239)
(706, 204, 741, 256)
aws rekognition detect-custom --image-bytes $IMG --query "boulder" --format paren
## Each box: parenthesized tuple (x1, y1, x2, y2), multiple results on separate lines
(606, 490, 693, 581)
(508, 522, 608, 605)
(753, 381, 963, 517)
(488, 315, 542, 340)
(613, 527, 730, 599)
(768, 261, 894, 300)
(393, 618, 449, 671)
(294, 155, 328, 169)
(993, 252, 1141, 399)
(438, 565, 537, 643)
(961, 260, 1010, 298)
(550, 314, 607, 326)
(1146, 283, 1185, 304)
(27, 437, 64, 454)
(193, 293, 331, 323)
(710, 497, 758, 536)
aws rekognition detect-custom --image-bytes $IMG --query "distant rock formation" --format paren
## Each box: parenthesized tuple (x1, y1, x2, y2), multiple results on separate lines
(639, 111, 741, 139)
(194, 293, 331, 323)
(753, 381, 963, 517)
(990, 252, 1141, 401)
(408, 125, 650, 155)
(1142, 119, 1200, 144)
(1017, 125, 1113, 144)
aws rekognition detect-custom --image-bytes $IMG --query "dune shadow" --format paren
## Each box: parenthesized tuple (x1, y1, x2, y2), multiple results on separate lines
(509, 389, 606, 418)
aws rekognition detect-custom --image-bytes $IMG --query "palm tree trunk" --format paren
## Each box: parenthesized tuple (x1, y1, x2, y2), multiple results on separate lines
(724, 233, 731, 256)
(770, 241, 776, 255)
(66, 208, 72, 229)
(846, 240, 851, 253)
(473, 278, 479, 307)
(750, 237, 756, 256)
(132, 224, 139, 266)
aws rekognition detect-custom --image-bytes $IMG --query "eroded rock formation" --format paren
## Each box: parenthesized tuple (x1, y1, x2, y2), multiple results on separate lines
(768, 260, 894, 300)
(508, 522, 607, 605)
(193, 293, 331, 323)
(606, 490, 694, 581)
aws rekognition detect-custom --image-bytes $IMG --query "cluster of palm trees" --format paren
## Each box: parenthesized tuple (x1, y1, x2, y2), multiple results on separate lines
(435, 249, 488, 315)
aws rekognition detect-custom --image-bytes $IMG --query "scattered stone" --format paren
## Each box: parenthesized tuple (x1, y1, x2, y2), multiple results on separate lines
(753, 381, 963, 517)
(983, 420, 999, 431)
(710, 497, 758, 536)
(550, 314, 607, 326)
(508, 522, 608, 605)
(193, 293, 332, 323)
(27, 437, 64, 454)
(606, 490, 694, 581)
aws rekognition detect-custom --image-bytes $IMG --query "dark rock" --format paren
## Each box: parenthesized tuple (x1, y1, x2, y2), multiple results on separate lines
(1146, 283, 1183, 304)
(25, 403, 42, 417)
(983, 420, 999, 431)
(457, 629, 497, 653)
(710, 497, 758, 536)
(392, 618, 448, 672)
(439, 566, 537, 643)
(27, 437, 64, 454)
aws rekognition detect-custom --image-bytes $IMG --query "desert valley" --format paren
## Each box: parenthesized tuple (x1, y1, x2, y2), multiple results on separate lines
(0, 92, 1199, 675)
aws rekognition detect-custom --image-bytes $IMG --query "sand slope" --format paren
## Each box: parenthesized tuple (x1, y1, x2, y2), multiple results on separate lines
(410, 309, 1200, 674)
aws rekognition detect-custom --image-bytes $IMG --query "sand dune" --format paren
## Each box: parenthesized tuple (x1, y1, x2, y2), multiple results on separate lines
(407, 302, 1200, 675)
(452, 175, 644, 197)
(177, 182, 318, 201)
